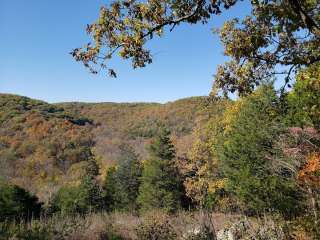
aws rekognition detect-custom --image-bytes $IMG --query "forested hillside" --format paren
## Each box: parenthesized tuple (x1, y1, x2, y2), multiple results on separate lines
(0, 94, 95, 201)
(0, 94, 210, 200)
(58, 96, 209, 176)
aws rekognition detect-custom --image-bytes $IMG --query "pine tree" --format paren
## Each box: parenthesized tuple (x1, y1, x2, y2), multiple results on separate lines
(137, 126, 182, 213)
(218, 85, 302, 216)
(79, 175, 103, 212)
(102, 145, 142, 212)
(85, 153, 100, 178)
(103, 166, 117, 212)
(80, 155, 103, 212)
(115, 145, 142, 211)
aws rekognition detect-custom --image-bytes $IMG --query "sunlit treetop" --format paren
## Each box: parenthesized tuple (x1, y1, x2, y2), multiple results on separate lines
(72, 0, 320, 96)
(214, 0, 320, 96)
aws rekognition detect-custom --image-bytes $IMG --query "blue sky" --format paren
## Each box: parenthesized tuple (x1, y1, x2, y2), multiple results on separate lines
(0, 0, 251, 103)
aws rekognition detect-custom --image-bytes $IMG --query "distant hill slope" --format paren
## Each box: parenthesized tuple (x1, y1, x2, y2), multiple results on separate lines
(0, 94, 209, 200)
(0, 94, 94, 200)
(57, 97, 209, 174)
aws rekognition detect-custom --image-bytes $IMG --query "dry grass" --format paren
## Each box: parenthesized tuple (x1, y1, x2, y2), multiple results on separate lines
(3, 211, 313, 240)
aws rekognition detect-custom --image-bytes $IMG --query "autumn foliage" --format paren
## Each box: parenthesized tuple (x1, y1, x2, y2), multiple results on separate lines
(298, 153, 320, 188)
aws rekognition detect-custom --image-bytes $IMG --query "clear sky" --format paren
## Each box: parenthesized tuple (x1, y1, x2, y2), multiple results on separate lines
(0, 0, 251, 103)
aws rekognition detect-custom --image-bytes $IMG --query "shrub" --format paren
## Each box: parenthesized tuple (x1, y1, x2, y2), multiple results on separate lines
(137, 211, 177, 240)
(12, 221, 51, 240)
(50, 176, 103, 214)
(50, 185, 86, 214)
(0, 220, 53, 240)
(0, 181, 42, 222)
(244, 216, 288, 240)
(0, 213, 127, 240)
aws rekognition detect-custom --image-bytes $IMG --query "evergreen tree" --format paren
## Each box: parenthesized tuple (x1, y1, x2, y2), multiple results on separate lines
(80, 175, 103, 212)
(103, 145, 142, 212)
(51, 157, 103, 214)
(85, 153, 100, 178)
(0, 181, 42, 221)
(137, 126, 183, 213)
(218, 85, 302, 217)
(115, 145, 142, 211)
(103, 166, 117, 212)
(80, 156, 103, 212)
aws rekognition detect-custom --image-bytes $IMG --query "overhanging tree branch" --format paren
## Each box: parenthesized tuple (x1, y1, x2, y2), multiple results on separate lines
(288, 0, 320, 36)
